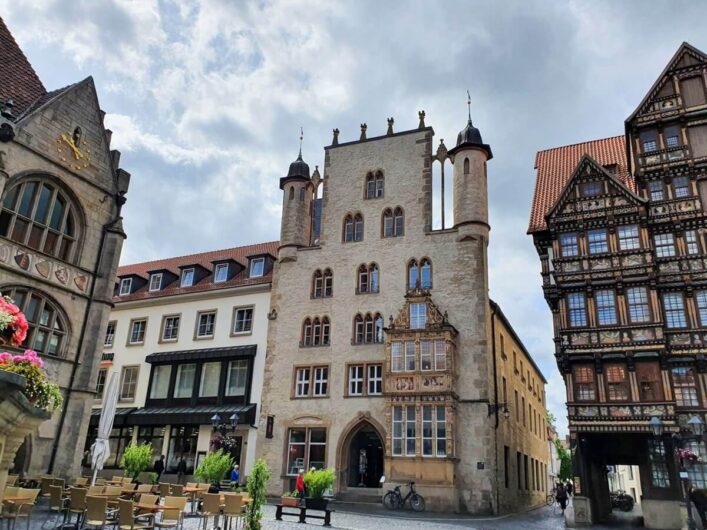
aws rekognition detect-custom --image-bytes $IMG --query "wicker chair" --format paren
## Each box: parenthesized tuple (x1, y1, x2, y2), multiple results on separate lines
(117, 499, 153, 530)
(169, 485, 183, 497)
(157, 484, 171, 498)
(42, 484, 70, 529)
(87, 486, 104, 496)
(198, 493, 221, 530)
(6, 475, 18, 487)
(82, 495, 117, 530)
(2, 488, 40, 530)
(154, 497, 186, 530)
(222, 493, 244, 530)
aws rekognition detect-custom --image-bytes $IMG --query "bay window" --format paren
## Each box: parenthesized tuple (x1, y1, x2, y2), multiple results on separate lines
(173, 363, 196, 398)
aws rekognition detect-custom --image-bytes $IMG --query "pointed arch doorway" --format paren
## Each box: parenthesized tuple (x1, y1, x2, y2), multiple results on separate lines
(339, 419, 384, 489)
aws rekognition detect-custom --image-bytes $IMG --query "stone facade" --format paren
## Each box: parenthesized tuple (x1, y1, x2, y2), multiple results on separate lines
(257, 117, 547, 514)
(0, 20, 129, 478)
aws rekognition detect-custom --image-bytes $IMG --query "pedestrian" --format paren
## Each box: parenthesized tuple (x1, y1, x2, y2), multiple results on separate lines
(296, 469, 306, 506)
(154, 455, 165, 482)
(566, 480, 573, 497)
(230, 464, 240, 486)
(555, 482, 568, 513)
(176, 455, 187, 485)
(690, 485, 707, 527)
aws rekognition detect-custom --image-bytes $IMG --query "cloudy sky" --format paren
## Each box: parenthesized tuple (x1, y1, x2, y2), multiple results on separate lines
(3, 0, 707, 435)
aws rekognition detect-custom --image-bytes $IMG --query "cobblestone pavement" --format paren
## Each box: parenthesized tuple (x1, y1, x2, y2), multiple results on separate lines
(23, 499, 645, 530)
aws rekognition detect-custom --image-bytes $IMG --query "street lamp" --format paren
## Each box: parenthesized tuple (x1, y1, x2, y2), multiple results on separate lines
(688, 416, 704, 437)
(649, 416, 665, 437)
(211, 413, 240, 436)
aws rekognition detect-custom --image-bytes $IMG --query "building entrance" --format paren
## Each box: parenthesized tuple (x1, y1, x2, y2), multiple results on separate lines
(346, 425, 384, 488)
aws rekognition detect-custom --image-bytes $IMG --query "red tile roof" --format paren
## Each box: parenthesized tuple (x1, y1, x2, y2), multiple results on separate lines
(528, 135, 634, 233)
(0, 16, 46, 115)
(115, 241, 279, 302)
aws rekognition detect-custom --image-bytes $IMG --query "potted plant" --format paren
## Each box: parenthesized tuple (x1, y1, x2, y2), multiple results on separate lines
(304, 468, 335, 510)
(120, 442, 153, 482)
(281, 490, 299, 507)
(194, 449, 233, 492)
(0, 350, 63, 412)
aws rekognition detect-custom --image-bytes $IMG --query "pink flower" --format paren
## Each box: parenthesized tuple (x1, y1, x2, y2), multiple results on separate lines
(0, 352, 12, 364)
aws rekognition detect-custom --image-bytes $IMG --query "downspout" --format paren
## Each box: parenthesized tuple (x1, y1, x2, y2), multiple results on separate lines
(47, 194, 125, 473)
(491, 303, 500, 513)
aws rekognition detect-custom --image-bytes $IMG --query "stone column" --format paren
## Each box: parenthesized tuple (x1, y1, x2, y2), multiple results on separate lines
(0, 371, 51, 506)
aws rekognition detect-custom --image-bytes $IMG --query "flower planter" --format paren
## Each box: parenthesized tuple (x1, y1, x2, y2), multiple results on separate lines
(305, 497, 329, 511)
(281, 496, 299, 507)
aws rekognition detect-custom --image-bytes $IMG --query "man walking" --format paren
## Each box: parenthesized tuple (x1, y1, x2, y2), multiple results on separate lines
(555, 482, 569, 513)
(154, 455, 165, 482)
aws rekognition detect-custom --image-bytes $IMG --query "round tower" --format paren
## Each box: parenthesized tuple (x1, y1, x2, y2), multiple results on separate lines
(279, 150, 313, 259)
(447, 113, 493, 236)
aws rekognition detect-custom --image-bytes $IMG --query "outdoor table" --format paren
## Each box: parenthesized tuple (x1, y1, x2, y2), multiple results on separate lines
(183, 487, 208, 516)
(134, 503, 164, 512)
(1, 496, 32, 503)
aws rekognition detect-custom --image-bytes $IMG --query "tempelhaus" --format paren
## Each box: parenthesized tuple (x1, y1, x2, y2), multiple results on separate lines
(529, 43, 707, 528)
(0, 18, 130, 476)
(257, 113, 549, 514)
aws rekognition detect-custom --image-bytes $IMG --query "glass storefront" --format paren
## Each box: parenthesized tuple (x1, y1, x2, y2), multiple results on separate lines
(166, 425, 199, 473)
(138, 426, 165, 462)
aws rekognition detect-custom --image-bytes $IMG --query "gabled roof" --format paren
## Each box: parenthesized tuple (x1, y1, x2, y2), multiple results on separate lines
(626, 42, 707, 123)
(528, 135, 633, 233)
(115, 241, 278, 302)
(545, 154, 644, 223)
(0, 16, 46, 115)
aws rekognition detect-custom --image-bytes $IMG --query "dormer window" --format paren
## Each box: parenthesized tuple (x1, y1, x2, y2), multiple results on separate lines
(149, 273, 162, 292)
(214, 263, 229, 283)
(181, 268, 195, 287)
(119, 278, 132, 296)
(250, 258, 265, 277)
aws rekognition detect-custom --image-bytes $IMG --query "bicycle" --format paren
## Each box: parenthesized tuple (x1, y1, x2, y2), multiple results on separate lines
(546, 493, 555, 506)
(382, 481, 426, 512)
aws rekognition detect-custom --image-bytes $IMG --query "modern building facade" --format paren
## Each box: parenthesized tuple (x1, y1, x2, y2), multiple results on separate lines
(257, 113, 548, 514)
(0, 17, 130, 477)
(84, 242, 276, 478)
(528, 43, 707, 527)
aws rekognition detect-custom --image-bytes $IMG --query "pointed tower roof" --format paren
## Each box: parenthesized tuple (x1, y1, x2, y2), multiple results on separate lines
(0, 17, 46, 116)
(448, 92, 492, 159)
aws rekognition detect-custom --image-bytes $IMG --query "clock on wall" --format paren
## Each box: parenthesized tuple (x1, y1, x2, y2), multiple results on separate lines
(56, 126, 91, 171)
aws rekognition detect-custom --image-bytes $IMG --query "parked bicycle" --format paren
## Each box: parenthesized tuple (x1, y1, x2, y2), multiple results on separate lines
(546, 493, 555, 506)
(382, 481, 426, 512)
(610, 490, 635, 512)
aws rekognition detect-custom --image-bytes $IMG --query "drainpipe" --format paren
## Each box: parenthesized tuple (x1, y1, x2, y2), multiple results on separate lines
(491, 303, 500, 513)
(47, 195, 125, 473)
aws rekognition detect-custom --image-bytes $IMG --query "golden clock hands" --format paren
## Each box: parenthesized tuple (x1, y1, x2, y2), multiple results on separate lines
(60, 132, 84, 160)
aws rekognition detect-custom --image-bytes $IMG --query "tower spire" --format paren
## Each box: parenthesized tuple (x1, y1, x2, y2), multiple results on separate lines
(467, 90, 472, 123)
(298, 127, 303, 159)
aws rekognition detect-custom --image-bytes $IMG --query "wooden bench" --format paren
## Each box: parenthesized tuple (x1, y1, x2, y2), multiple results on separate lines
(275, 504, 333, 526)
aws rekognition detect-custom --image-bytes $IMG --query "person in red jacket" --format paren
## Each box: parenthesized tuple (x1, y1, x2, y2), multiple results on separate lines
(296, 469, 306, 506)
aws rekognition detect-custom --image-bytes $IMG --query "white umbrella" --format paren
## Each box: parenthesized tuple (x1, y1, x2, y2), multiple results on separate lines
(91, 372, 119, 485)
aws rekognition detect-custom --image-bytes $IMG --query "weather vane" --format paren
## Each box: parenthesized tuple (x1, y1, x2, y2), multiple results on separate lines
(299, 127, 304, 156)
(467, 90, 471, 121)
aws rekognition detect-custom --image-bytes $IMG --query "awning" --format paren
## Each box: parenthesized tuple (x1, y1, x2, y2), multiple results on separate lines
(126, 404, 256, 426)
(89, 407, 135, 426)
(145, 345, 256, 364)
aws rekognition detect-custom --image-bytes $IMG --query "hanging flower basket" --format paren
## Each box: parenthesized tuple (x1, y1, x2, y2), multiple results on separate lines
(676, 448, 702, 463)
(0, 296, 28, 347)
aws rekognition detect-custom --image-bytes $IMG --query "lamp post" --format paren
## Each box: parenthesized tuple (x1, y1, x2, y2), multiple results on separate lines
(649, 415, 704, 530)
(211, 413, 240, 437)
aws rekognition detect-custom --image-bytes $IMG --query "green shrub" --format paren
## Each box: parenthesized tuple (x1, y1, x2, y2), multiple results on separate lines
(304, 468, 335, 499)
(244, 459, 271, 530)
(120, 442, 153, 480)
(194, 449, 233, 484)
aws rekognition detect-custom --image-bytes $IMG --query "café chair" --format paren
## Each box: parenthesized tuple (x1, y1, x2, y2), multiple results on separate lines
(67, 487, 88, 527)
(42, 485, 70, 529)
(82, 495, 117, 530)
(2, 488, 40, 530)
(117, 499, 153, 530)
(154, 497, 186, 530)
(198, 494, 221, 530)
(6, 476, 18, 487)
(222, 494, 244, 530)
(157, 484, 171, 498)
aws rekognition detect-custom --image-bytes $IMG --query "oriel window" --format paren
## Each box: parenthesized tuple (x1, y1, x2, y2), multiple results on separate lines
(559, 233, 579, 257)
(654, 233, 676, 258)
(587, 229, 608, 254)
(673, 176, 690, 198)
(662, 293, 687, 328)
(626, 287, 651, 323)
(595, 290, 617, 326)
(618, 225, 640, 251)
(696, 291, 707, 326)
(566, 293, 587, 327)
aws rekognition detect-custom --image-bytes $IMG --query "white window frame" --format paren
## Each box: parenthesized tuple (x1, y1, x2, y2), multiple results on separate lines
(119, 278, 132, 296)
(405, 341, 416, 371)
(295, 367, 311, 398)
(348, 365, 364, 396)
(368, 364, 383, 395)
(214, 263, 229, 283)
(149, 273, 162, 292)
(119, 365, 139, 402)
(233, 306, 254, 334)
(196, 311, 216, 338)
(313, 366, 328, 397)
(173, 363, 196, 399)
(161, 315, 180, 342)
(104, 321, 116, 347)
(180, 268, 195, 287)
(198, 361, 221, 397)
(129, 319, 146, 345)
(405, 405, 416, 456)
(391, 342, 403, 372)
(410, 303, 426, 329)
(250, 258, 265, 277)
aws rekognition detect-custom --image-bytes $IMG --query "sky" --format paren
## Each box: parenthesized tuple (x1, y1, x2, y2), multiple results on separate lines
(2, 0, 707, 437)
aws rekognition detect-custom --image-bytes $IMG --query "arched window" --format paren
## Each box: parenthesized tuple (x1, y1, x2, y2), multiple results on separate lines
(321, 317, 330, 345)
(354, 214, 364, 241)
(420, 259, 432, 289)
(312, 270, 323, 298)
(408, 259, 419, 290)
(323, 269, 333, 297)
(464, 157, 470, 174)
(300, 187, 305, 201)
(343, 215, 354, 242)
(364, 313, 375, 343)
(289, 186, 295, 200)
(0, 286, 68, 356)
(369, 263, 379, 293)
(394, 207, 404, 236)
(365, 171, 384, 199)
(354, 314, 364, 344)
(374, 313, 384, 343)
(312, 318, 322, 346)
(302, 318, 312, 346)
(0, 178, 81, 263)
(357, 264, 369, 293)
(357, 263, 379, 294)
(382, 209, 393, 237)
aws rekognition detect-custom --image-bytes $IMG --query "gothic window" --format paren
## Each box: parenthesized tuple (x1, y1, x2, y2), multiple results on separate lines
(420, 259, 432, 289)
(375, 313, 384, 343)
(559, 233, 578, 257)
(0, 286, 68, 356)
(573, 365, 596, 401)
(566, 292, 587, 327)
(662, 293, 687, 328)
(312, 269, 333, 298)
(617, 225, 640, 251)
(463, 158, 470, 174)
(627, 287, 651, 323)
(408, 259, 419, 290)
(654, 233, 676, 257)
(0, 178, 81, 263)
(353, 313, 384, 344)
(672, 367, 700, 407)
(605, 364, 629, 401)
(354, 214, 364, 241)
(289, 186, 295, 200)
(343, 215, 353, 242)
(595, 290, 617, 326)
(408, 259, 432, 290)
(382, 207, 404, 238)
(321, 317, 330, 345)
(353, 314, 364, 344)
(343, 213, 364, 242)
(300, 187, 305, 201)
(302, 318, 312, 346)
(365, 171, 384, 199)
(323, 269, 333, 297)
(587, 229, 608, 254)
(357, 263, 379, 294)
